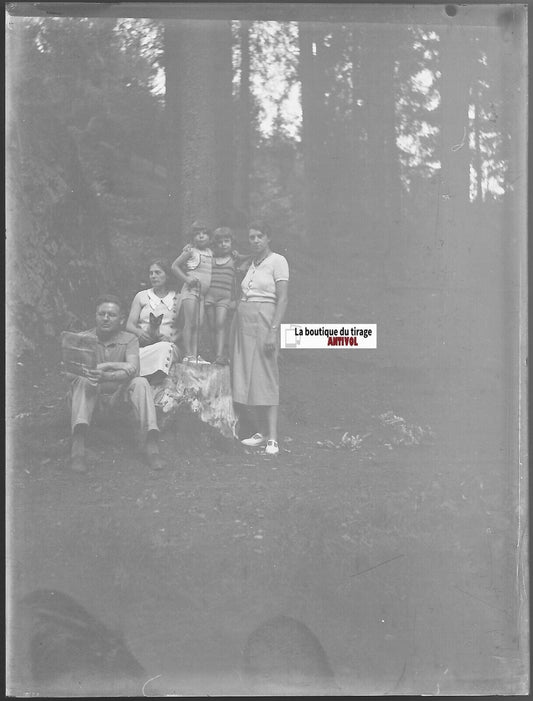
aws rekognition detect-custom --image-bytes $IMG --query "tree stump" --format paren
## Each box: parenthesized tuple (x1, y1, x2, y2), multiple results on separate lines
(156, 362, 237, 439)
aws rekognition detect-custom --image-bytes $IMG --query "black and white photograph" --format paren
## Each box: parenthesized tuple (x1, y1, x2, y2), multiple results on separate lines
(5, 1, 528, 696)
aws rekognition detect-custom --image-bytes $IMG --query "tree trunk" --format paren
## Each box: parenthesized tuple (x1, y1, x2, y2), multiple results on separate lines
(360, 24, 401, 272)
(298, 22, 327, 243)
(472, 98, 483, 202)
(234, 20, 251, 220)
(439, 26, 472, 204)
(350, 25, 364, 214)
(212, 20, 234, 225)
(162, 21, 184, 238)
(436, 21, 473, 283)
(164, 20, 233, 241)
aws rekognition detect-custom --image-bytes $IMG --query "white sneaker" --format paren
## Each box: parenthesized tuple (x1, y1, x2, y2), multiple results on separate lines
(195, 355, 211, 365)
(265, 440, 279, 455)
(241, 433, 267, 447)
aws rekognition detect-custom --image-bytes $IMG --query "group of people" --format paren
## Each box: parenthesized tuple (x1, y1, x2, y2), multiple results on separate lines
(67, 220, 289, 472)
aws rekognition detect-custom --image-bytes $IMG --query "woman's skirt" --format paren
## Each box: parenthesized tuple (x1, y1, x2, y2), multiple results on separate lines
(139, 341, 179, 378)
(230, 301, 279, 406)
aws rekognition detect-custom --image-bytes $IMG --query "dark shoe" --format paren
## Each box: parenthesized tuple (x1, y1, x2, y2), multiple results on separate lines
(70, 456, 87, 473)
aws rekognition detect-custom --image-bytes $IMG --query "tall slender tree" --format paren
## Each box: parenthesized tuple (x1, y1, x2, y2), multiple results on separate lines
(235, 20, 251, 219)
(436, 20, 474, 281)
(350, 25, 364, 209)
(350, 22, 402, 275)
(212, 20, 234, 224)
(438, 23, 473, 207)
(298, 22, 327, 242)
(162, 21, 184, 236)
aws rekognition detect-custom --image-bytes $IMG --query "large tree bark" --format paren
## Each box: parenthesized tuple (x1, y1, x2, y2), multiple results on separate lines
(164, 20, 234, 241)
(212, 20, 234, 225)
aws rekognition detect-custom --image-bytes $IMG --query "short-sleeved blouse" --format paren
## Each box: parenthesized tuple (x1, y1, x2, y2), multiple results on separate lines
(134, 289, 178, 341)
(240, 252, 289, 302)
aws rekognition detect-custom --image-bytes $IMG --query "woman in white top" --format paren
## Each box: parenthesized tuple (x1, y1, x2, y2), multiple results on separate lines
(230, 222, 289, 455)
(126, 259, 180, 382)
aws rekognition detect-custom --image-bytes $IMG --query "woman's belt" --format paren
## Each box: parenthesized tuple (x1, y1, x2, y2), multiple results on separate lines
(240, 297, 276, 304)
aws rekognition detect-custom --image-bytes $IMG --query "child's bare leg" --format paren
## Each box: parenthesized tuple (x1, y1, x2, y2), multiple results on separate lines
(215, 306, 229, 360)
(193, 297, 205, 358)
(205, 304, 216, 353)
(182, 298, 197, 358)
(198, 298, 205, 329)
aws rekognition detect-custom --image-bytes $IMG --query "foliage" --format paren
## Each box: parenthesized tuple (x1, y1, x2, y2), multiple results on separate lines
(7, 12, 515, 292)
(7, 18, 119, 349)
(249, 22, 300, 141)
(9, 14, 512, 237)
(12, 17, 164, 182)
(396, 27, 441, 188)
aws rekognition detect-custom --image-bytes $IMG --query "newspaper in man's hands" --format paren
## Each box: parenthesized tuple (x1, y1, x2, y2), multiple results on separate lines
(61, 332, 97, 376)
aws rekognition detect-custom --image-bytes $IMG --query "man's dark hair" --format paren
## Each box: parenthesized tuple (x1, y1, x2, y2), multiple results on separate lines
(95, 294, 125, 313)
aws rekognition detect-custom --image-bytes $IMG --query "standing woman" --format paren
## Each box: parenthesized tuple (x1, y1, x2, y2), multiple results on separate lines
(231, 222, 289, 455)
(126, 259, 180, 383)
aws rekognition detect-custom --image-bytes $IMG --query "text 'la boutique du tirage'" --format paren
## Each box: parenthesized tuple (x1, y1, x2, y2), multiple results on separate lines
(280, 324, 377, 349)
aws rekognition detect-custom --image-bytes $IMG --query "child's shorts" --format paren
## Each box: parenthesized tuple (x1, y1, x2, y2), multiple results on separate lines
(181, 282, 208, 302)
(205, 289, 232, 310)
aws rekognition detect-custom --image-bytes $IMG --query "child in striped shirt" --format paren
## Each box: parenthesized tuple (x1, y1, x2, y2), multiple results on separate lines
(205, 227, 241, 365)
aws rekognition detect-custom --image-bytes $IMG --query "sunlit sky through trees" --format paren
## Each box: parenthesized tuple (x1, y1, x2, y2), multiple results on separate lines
(153, 19, 505, 198)
(18, 15, 508, 200)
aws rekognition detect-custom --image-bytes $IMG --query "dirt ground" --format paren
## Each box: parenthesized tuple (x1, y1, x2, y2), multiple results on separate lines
(6, 331, 526, 696)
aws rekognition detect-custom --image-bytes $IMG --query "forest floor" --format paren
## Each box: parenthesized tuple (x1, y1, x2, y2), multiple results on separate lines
(6, 168, 526, 696)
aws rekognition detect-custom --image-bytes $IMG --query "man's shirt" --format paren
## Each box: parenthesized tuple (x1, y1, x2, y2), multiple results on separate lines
(79, 328, 139, 393)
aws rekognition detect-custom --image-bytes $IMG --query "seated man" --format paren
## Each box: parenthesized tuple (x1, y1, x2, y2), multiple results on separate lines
(67, 294, 164, 472)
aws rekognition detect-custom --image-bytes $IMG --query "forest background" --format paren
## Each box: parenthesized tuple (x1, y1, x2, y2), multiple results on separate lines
(6, 4, 525, 374)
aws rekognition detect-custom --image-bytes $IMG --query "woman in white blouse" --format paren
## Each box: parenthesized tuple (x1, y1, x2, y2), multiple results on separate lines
(231, 223, 289, 455)
(126, 259, 180, 382)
